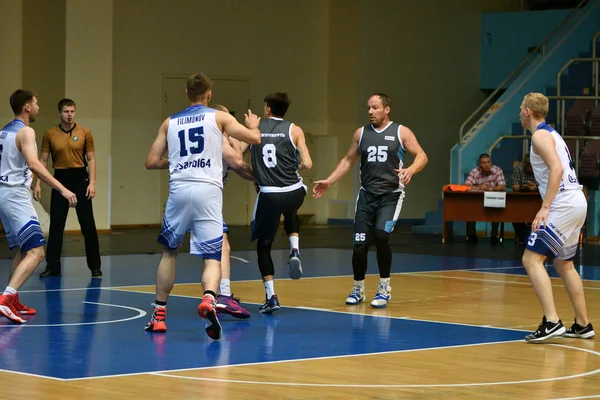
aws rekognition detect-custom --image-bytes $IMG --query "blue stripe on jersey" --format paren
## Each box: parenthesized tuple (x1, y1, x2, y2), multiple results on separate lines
(536, 122, 557, 134)
(1, 119, 26, 134)
(171, 104, 215, 119)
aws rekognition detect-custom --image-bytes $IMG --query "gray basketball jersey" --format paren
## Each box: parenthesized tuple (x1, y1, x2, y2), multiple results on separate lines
(251, 118, 301, 190)
(359, 122, 405, 195)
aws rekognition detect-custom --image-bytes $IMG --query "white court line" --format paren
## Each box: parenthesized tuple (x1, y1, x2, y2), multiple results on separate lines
(551, 395, 600, 400)
(68, 339, 522, 381)
(16, 264, 527, 294)
(230, 256, 249, 263)
(405, 272, 600, 291)
(151, 343, 600, 388)
(0, 368, 66, 381)
(0, 301, 146, 328)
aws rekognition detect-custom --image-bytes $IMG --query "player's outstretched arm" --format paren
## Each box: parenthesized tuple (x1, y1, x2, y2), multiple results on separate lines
(218, 110, 261, 145)
(313, 128, 361, 199)
(223, 135, 254, 181)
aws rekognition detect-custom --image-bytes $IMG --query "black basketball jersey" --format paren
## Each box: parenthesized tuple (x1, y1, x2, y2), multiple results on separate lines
(359, 122, 406, 195)
(251, 118, 301, 189)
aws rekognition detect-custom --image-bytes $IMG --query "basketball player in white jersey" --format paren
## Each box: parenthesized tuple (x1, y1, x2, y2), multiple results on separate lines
(0, 89, 77, 323)
(144, 74, 260, 340)
(210, 104, 253, 319)
(520, 93, 594, 342)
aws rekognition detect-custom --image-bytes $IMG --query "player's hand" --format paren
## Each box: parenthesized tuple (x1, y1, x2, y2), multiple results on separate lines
(532, 207, 549, 232)
(244, 110, 260, 130)
(86, 183, 96, 199)
(394, 168, 414, 186)
(61, 188, 78, 207)
(313, 180, 332, 199)
(33, 184, 42, 201)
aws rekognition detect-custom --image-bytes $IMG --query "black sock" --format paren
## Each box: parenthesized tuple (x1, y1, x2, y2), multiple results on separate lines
(204, 290, 217, 299)
(155, 300, 167, 307)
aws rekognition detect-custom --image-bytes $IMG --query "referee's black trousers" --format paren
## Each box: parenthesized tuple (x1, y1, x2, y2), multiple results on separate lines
(46, 167, 101, 272)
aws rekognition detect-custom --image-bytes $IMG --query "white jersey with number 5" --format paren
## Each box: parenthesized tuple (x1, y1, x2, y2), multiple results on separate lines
(168, 105, 223, 188)
(530, 122, 583, 208)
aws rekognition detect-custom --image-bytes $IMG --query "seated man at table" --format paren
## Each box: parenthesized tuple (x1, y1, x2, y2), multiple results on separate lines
(511, 153, 537, 245)
(464, 153, 506, 244)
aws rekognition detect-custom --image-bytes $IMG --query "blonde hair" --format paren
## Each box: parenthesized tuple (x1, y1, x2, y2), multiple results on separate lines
(210, 104, 229, 113)
(522, 93, 549, 118)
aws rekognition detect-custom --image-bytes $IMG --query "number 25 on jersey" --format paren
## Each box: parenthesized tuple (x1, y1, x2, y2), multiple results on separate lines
(367, 145, 387, 162)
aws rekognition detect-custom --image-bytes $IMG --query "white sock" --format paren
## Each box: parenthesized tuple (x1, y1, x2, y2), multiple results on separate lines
(354, 280, 365, 289)
(380, 277, 390, 288)
(3, 286, 17, 295)
(289, 236, 299, 252)
(220, 279, 231, 296)
(264, 280, 275, 299)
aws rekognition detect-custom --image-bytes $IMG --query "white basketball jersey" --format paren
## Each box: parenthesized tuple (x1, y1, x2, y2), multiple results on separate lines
(530, 122, 582, 205)
(167, 105, 223, 188)
(0, 119, 33, 188)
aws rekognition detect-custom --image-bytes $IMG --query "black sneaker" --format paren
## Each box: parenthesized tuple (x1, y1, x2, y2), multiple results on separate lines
(564, 320, 595, 339)
(525, 316, 566, 343)
(288, 249, 302, 280)
(259, 295, 280, 314)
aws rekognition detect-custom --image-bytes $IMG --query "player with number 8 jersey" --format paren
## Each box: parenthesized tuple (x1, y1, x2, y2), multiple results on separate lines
(248, 92, 313, 314)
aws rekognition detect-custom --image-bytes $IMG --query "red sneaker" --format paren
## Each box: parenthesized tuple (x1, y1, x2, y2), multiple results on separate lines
(145, 307, 167, 332)
(0, 294, 26, 323)
(198, 294, 222, 340)
(14, 294, 36, 315)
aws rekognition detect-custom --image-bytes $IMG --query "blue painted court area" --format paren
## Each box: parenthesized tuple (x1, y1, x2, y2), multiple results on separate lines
(0, 288, 526, 380)
(0, 248, 598, 380)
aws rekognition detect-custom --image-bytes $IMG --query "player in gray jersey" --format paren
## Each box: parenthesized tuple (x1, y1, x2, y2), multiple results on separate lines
(243, 92, 313, 313)
(0, 90, 77, 324)
(314, 93, 427, 308)
(519, 93, 594, 342)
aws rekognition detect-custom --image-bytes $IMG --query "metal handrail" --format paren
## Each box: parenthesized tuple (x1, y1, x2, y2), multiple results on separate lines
(458, 0, 590, 143)
(556, 58, 600, 125)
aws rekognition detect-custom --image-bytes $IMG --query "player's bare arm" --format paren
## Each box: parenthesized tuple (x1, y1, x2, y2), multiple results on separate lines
(146, 118, 170, 170)
(313, 128, 361, 199)
(32, 151, 50, 201)
(217, 110, 261, 145)
(223, 135, 254, 181)
(17, 127, 77, 207)
(394, 126, 428, 186)
(292, 125, 313, 170)
(531, 129, 563, 231)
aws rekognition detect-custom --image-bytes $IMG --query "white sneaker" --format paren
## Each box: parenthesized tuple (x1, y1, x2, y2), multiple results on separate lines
(370, 284, 391, 308)
(345, 286, 365, 305)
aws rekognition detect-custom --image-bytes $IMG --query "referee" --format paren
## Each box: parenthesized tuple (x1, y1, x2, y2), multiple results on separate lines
(33, 98, 101, 278)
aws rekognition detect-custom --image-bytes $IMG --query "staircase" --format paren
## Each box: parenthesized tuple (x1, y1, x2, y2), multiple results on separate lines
(415, 0, 600, 237)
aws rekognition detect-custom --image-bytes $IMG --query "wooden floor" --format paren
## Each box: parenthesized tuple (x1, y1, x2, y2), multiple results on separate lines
(1, 227, 599, 399)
